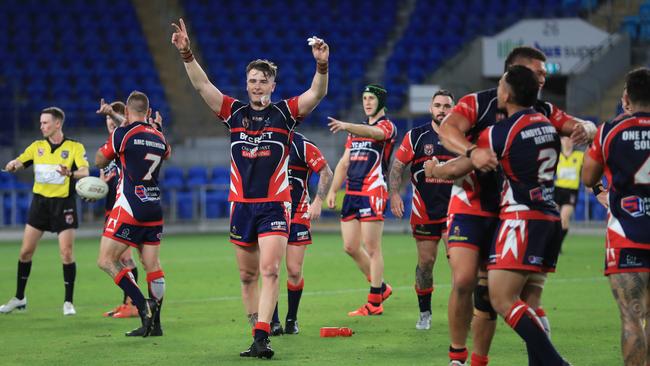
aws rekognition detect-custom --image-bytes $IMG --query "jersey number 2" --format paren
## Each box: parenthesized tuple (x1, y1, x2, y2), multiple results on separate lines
(143, 153, 162, 181)
(537, 148, 558, 182)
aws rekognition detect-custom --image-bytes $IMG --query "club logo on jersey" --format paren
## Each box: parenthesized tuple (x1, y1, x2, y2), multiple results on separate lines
(424, 144, 434, 156)
(65, 213, 74, 224)
(527, 255, 543, 265)
(621, 195, 646, 218)
(242, 117, 251, 129)
(38, 148, 44, 156)
(529, 187, 543, 202)
(270, 220, 287, 231)
(134, 185, 160, 202)
(61, 150, 69, 159)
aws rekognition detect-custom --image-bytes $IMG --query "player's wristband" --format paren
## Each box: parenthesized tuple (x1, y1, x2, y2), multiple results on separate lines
(465, 145, 477, 159)
(180, 48, 194, 63)
(592, 183, 604, 196)
(317, 62, 328, 74)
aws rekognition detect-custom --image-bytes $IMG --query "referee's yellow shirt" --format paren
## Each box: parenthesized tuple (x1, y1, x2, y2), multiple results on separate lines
(555, 150, 584, 190)
(16, 138, 89, 198)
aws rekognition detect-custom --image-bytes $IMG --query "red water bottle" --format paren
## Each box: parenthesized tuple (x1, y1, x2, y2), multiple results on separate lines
(320, 327, 354, 337)
(337, 327, 353, 337)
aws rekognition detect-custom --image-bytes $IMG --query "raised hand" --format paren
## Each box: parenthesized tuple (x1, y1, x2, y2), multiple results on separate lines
(309, 36, 329, 64)
(171, 18, 191, 52)
(96, 98, 113, 116)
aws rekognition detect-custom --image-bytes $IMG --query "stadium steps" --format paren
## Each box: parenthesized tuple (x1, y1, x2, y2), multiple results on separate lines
(587, 0, 644, 33)
(131, 0, 222, 139)
(342, 0, 418, 121)
(581, 66, 634, 121)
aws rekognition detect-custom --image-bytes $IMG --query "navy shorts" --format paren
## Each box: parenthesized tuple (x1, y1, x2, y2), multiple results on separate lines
(411, 222, 447, 241)
(447, 213, 499, 261)
(341, 195, 385, 222)
(103, 222, 163, 248)
(229, 202, 291, 247)
(488, 219, 562, 273)
(288, 223, 312, 246)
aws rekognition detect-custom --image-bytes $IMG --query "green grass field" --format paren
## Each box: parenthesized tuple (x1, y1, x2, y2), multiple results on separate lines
(0, 232, 620, 365)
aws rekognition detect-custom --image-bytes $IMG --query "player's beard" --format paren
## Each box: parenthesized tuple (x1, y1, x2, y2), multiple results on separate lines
(432, 114, 445, 125)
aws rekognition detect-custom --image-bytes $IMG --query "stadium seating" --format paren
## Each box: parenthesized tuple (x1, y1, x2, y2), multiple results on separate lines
(0, 0, 169, 132)
(183, 0, 397, 125)
(384, 0, 580, 112)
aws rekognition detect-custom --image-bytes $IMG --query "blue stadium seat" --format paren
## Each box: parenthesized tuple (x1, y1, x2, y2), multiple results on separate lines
(621, 16, 640, 40)
(176, 190, 194, 220)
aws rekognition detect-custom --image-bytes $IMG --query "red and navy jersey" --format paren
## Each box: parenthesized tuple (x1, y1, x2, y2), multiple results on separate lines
(345, 116, 396, 198)
(218, 95, 301, 203)
(449, 88, 572, 217)
(477, 109, 561, 220)
(395, 122, 455, 224)
(288, 132, 328, 226)
(99, 122, 170, 225)
(102, 160, 119, 213)
(588, 112, 650, 245)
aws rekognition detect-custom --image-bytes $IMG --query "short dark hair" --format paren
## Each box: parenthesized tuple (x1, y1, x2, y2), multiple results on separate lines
(504, 46, 546, 71)
(246, 59, 278, 79)
(625, 67, 650, 107)
(504, 65, 539, 107)
(433, 89, 454, 101)
(41, 107, 65, 124)
(126, 91, 149, 114)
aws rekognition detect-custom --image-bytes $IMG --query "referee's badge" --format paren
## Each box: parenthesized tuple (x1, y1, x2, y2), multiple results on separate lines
(38, 148, 44, 156)
(424, 144, 434, 156)
(61, 150, 69, 159)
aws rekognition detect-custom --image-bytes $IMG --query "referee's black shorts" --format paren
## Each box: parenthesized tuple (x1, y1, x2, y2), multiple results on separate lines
(27, 194, 78, 233)
(554, 187, 578, 207)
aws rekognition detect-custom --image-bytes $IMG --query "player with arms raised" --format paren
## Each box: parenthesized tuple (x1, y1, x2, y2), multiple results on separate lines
(171, 18, 328, 358)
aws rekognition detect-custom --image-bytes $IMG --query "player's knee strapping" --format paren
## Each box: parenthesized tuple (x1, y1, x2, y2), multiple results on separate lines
(473, 284, 497, 320)
(146, 270, 165, 300)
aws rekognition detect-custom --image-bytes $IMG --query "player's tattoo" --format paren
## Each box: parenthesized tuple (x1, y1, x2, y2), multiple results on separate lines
(415, 264, 433, 290)
(247, 312, 258, 328)
(389, 160, 406, 196)
(316, 167, 333, 200)
(609, 272, 649, 365)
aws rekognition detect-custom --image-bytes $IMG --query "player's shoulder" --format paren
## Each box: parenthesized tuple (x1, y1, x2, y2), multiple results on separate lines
(601, 113, 635, 135)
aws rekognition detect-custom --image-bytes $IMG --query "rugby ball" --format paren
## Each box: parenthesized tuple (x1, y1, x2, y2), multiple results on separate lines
(75, 176, 109, 200)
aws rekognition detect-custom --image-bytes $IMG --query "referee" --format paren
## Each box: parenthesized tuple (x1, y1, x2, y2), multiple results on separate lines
(554, 135, 585, 251)
(0, 107, 89, 315)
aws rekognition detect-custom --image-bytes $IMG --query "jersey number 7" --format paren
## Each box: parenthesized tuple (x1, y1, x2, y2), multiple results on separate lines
(143, 153, 162, 181)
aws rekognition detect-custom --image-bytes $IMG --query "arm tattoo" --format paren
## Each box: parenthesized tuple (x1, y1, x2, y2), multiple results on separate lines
(389, 160, 406, 195)
(316, 166, 333, 200)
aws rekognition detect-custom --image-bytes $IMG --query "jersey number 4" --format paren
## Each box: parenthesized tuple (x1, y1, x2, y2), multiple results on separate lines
(143, 153, 162, 181)
(635, 156, 650, 184)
